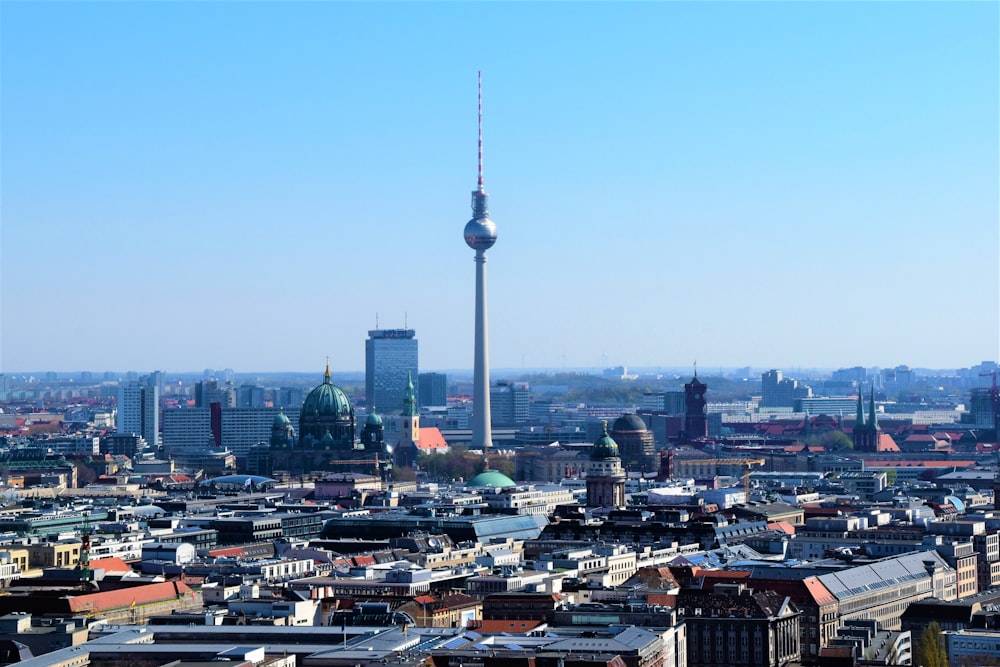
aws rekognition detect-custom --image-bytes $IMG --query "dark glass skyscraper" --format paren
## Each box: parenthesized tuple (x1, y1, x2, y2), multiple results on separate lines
(365, 328, 418, 414)
(418, 372, 447, 408)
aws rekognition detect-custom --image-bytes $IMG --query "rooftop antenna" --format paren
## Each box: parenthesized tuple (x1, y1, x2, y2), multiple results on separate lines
(477, 70, 484, 193)
(376, 312, 379, 329)
(405, 312, 408, 329)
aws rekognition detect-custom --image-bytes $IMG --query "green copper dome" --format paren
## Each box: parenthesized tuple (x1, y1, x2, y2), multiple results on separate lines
(366, 410, 383, 427)
(301, 365, 352, 420)
(591, 422, 620, 461)
(273, 409, 292, 427)
(467, 470, 516, 488)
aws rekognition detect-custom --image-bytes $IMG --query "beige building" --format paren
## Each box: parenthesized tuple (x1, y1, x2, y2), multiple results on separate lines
(27, 540, 81, 569)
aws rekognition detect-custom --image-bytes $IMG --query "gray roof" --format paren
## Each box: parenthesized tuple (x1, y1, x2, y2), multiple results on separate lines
(817, 551, 949, 600)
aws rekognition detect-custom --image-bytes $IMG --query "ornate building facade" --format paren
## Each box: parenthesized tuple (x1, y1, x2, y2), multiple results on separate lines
(586, 422, 626, 509)
(610, 413, 657, 473)
(248, 365, 385, 479)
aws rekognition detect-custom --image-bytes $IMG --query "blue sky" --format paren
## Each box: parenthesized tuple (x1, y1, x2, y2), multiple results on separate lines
(2, 2, 997, 374)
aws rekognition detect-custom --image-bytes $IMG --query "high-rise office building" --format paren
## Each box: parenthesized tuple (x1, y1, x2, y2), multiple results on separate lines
(195, 380, 235, 408)
(418, 372, 448, 408)
(761, 369, 812, 409)
(365, 328, 418, 413)
(273, 387, 304, 411)
(162, 406, 302, 462)
(490, 382, 530, 426)
(236, 384, 266, 408)
(116, 378, 159, 448)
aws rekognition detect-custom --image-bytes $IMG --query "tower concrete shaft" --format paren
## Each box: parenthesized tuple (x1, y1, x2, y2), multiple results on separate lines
(472, 248, 493, 451)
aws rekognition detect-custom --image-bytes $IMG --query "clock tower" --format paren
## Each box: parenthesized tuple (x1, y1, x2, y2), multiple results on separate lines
(684, 371, 708, 441)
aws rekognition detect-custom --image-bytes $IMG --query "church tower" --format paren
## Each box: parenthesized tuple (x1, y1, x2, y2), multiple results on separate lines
(852, 387, 880, 452)
(684, 370, 708, 441)
(399, 372, 420, 452)
(586, 422, 626, 509)
(360, 408, 384, 453)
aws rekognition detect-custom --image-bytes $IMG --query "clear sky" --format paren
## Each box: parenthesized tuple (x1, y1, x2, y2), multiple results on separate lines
(2, 1, 997, 375)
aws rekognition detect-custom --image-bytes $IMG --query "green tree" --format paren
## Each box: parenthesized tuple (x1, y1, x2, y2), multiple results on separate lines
(913, 621, 949, 667)
(803, 430, 853, 452)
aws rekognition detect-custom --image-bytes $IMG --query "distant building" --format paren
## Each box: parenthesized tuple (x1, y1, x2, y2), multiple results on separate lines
(418, 372, 447, 408)
(609, 414, 656, 473)
(640, 391, 685, 414)
(761, 370, 811, 409)
(273, 387, 304, 411)
(683, 374, 708, 440)
(236, 385, 266, 408)
(490, 382, 530, 426)
(162, 406, 302, 461)
(194, 379, 234, 408)
(366, 328, 418, 413)
(970, 387, 999, 429)
(117, 377, 159, 448)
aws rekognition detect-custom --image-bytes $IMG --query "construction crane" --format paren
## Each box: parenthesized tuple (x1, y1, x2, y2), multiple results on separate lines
(675, 458, 766, 502)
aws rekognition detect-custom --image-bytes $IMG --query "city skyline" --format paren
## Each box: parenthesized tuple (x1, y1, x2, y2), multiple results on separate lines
(2, 2, 997, 373)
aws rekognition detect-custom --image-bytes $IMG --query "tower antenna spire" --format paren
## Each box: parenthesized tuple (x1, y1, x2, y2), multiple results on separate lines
(477, 70, 484, 192)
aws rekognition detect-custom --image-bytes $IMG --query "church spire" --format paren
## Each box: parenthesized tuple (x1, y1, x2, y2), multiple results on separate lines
(402, 371, 417, 417)
(855, 390, 866, 430)
(868, 386, 879, 432)
(324, 357, 331, 383)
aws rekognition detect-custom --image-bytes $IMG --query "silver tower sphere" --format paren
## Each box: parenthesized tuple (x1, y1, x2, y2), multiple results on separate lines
(464, 192, 497, 251)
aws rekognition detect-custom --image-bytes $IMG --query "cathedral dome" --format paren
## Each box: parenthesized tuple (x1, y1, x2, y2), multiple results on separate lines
(366, 411, 383, 427)
(591, 423, 620, 461)
(612, 413, 647, 432)
(298, 365, 357, 448)
(302, 369, 353, 420)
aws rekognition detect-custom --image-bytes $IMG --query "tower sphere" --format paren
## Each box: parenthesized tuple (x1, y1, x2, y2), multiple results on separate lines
(464, 216, 497, 251)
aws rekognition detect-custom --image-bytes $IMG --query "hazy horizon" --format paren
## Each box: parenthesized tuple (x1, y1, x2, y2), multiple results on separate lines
(3, 3, 997, 373)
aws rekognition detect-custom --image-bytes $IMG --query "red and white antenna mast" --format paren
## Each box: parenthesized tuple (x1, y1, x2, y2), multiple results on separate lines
(477, 70, 484, 193)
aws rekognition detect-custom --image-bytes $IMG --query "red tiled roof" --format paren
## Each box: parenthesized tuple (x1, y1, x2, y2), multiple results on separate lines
(352, 555, 376, 567)
(414, 427, 449, 452)
(208, 546, 247, 558)
(68, 581, 193, 614)
(876, 433, 900, 452)
(802, 577, 837, 606)
(768, 520, 796, 536)
(646, 593, 677, 607)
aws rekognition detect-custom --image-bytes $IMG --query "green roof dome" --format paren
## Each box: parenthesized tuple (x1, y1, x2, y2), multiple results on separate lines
(302, 366, 352, 420)
(273, 409, 292, 427)
(366, 410, 383, 427)
(467, 470, 516, 489)
(591, 422, 620, 461)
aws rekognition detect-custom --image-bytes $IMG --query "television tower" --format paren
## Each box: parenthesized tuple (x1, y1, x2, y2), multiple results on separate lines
(463, 71, 497, 454)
